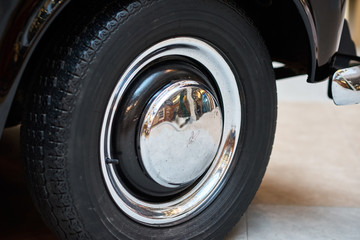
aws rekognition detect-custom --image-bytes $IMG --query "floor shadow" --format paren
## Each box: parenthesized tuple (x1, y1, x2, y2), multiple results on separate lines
(0, 127, 57, 240)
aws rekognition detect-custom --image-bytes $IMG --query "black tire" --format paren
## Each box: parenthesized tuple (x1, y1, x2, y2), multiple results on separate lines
(21, 0, 277, 239)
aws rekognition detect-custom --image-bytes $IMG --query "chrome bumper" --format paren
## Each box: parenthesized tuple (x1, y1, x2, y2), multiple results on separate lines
(331, 65, 360, 105)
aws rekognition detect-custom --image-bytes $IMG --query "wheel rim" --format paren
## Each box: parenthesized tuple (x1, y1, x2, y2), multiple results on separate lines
(100, 37, 241, 226)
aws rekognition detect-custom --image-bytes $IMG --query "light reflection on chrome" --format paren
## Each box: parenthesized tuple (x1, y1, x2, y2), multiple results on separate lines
(99, 37, 241, 226)
(332, 65, 360, 105)
(139, 80, 223, 188)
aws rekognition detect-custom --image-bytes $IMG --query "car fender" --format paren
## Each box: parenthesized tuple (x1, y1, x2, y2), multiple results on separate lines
(0, 0, 69, 136)
(0, 0, 347, 137)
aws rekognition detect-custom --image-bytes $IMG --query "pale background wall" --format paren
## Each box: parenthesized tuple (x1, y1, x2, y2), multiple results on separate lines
(347, 0, 360, 47)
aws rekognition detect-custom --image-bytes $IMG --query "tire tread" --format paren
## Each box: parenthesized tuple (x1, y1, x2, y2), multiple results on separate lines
(21, 1, 150, 239)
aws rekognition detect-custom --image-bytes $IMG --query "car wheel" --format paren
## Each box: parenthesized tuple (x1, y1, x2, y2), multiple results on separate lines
(22, 0, 277, 239)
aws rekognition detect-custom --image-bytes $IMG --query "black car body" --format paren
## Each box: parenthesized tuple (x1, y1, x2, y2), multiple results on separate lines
(0, 0, 358, 239)
(0, 0, 355, 137)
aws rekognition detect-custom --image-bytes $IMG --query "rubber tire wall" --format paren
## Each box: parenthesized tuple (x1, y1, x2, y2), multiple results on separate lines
(21, 0, 277, 239)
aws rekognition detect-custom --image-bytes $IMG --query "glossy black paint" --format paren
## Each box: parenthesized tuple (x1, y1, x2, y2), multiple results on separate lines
(0, 0, 68, 100)
(0, 0, 352, 136)
(308, 0, 346, 65)
(0, 0, 68, 136)
(305, 0, 347, 81)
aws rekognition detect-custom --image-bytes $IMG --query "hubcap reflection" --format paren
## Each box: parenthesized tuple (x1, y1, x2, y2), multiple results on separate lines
(139, 81, 223, 188)
(100, 37, 241, 226)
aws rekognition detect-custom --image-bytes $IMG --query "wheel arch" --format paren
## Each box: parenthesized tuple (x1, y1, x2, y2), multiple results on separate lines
(0, 0, 337, 136)
(0, 0, 70, 136)
(235, 0, 316, 82)
(237, 0, 346, 83)
(0, 0, 108, 135)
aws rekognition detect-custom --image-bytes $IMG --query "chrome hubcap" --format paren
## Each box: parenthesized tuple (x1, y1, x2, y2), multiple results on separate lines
(100, 37, 241, 226)
(139, 81, 223, 188)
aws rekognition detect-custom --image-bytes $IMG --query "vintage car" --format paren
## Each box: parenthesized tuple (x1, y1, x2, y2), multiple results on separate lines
(0, 0, 359, 239)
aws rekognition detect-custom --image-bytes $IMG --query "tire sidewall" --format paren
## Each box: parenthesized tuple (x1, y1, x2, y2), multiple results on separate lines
(67, 1, 276, 239)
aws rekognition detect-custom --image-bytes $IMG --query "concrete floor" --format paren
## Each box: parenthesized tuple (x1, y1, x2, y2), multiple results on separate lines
(226, 76, 360, 239)
(1, 75, 359, 239)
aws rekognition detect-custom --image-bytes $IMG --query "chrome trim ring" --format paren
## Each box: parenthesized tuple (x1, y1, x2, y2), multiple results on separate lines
(100, 37, 241, 226)
(139, 80, 223, 188)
